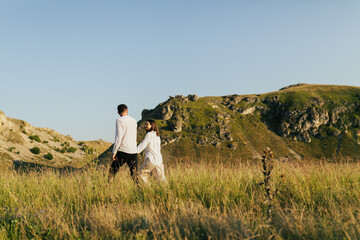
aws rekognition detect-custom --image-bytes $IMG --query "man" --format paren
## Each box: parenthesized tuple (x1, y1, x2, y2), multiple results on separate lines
(109, 104, 138, 181)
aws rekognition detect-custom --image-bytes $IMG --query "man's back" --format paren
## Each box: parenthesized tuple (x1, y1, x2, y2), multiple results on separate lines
(112, 115, 137, 154)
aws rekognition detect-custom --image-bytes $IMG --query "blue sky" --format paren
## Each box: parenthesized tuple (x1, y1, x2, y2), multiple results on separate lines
(1, 1, 359, 142)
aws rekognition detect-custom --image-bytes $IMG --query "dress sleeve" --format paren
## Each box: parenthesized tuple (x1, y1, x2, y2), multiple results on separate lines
(137, 133, 151, 153)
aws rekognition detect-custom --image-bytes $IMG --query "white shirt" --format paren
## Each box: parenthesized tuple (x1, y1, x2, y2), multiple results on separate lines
(112, 115, 138, 154)
(137, 131, 163, 166)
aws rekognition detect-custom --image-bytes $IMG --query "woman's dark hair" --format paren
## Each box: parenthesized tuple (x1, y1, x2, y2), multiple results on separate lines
(146, 119, 160, 137)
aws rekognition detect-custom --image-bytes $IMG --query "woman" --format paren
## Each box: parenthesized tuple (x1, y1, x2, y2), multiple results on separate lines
(137, 120, 167, 183)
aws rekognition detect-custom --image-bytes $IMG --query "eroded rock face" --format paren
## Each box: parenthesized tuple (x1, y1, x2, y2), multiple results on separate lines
(188, 94, 199, 101)
(142, 95, 199, 121)
(244, 96, 259, 104)
(0, 111, 6, 131)
(216, 113, 233, 141)
(222, 95, 243, 105)
(277, 107, 330, 142)
(330, 106, 348, 125)
(262, 98, 360, 143)
(171, 118, 183, 132)
(161, 105, 174, 120)
(310, 97, 325, 106)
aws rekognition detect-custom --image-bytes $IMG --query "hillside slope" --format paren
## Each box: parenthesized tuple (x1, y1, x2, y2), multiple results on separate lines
(5, 84, 358, 170)
(134, 84, 360, 163)
(0, 111, 111, 170)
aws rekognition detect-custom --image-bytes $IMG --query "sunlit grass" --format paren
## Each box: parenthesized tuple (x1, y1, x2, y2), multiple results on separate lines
(0, 160, 359, 239)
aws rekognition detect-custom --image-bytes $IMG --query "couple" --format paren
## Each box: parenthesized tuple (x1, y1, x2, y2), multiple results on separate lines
(109, 104, 166, 183)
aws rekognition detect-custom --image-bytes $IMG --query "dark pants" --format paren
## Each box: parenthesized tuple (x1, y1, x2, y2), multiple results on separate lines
(109, 151, 138, 181)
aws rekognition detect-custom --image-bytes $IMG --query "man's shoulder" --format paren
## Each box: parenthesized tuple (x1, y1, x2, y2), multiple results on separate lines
(119, 115, 137, 124)
(126, 115, 137, 123)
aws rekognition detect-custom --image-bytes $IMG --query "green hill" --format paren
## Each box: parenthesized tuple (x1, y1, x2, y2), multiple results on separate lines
(133, 84, 360, 163)
(62, 84, 360, 167)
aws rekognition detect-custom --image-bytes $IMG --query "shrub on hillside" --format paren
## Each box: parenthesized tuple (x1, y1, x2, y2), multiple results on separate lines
(44, 153, 53, 160)
(81, 146, 94, 154)
(67, 147, 77, 153)
(55, 148, 66, 153)
(29, 135, 41, 142)
(61, 142, 70, 147)
(29, 147, 40, 155)
(8, 147, 16, 152)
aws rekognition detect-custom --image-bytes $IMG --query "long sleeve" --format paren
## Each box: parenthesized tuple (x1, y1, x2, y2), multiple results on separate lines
(112, 119, 124, 153)
(137, 131, 162, 165)
(137, 133, 151, 153)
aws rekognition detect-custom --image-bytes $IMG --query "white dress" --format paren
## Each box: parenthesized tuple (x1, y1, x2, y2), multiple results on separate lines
(137, 131, 166, 183)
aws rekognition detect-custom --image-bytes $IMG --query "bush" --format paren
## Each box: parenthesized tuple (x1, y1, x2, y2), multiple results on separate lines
(8, 147, 16, 152)
(44, 153, 53, 160)
(81, 146, 94, 154)
(29, 135, 41, 142)
(67, 147, 77, 153)
(43, 141, 49, 144)
(61, 142, 70, 147)
(55, 148, 66, 153)
(29, 147, 40, 154)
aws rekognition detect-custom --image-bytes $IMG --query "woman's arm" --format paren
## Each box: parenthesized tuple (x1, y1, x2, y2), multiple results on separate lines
(137, 133, 151, 153)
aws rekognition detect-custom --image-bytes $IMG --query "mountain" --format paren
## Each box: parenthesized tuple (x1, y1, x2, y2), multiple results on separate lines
(132, 84, 359, 163)
(0, 111, 111, 170)
(3, 83, 359, 171)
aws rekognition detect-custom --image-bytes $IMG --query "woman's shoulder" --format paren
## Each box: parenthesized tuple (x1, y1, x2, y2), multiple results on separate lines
(146, 131, 161, 140)
(146, 131, 157, 137)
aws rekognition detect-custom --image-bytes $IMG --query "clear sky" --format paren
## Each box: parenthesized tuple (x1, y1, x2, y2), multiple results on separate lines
(1, 1, 359, 142)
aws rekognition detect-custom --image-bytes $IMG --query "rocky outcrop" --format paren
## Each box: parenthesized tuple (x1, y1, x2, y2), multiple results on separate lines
(216, 113, 233, 141)
(279, 83, 307, 91)
(188, 94, 199, 101)
(276, 107, 330, 142)
(142, 88, 360, 145)
(142, 94, 199, 122)
(262, 95, 360, 143)
(170, 117, 184, 132)
(137, 85, 360, 160)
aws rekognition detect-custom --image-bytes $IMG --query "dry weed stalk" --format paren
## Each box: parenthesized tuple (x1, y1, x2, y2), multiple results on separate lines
(261, 147, 274, 220)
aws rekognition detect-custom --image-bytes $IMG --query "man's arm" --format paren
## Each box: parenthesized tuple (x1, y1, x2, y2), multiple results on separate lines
(112, 119, 123, 161)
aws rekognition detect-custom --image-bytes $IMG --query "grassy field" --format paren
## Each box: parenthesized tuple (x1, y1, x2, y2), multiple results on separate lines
(0, 160, 359, 239)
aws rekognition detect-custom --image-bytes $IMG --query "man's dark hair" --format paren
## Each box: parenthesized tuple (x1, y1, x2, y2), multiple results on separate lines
(117, 104, 128, 114)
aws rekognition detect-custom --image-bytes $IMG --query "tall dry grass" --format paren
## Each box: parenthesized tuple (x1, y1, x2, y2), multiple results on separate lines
(0, 160, 359, 239)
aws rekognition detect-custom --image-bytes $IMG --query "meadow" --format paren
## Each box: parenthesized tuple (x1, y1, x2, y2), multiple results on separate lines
(0, 159, 359, 239)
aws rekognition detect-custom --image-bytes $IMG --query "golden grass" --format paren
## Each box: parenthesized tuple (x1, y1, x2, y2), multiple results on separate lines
(0, 160, 359, 239)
